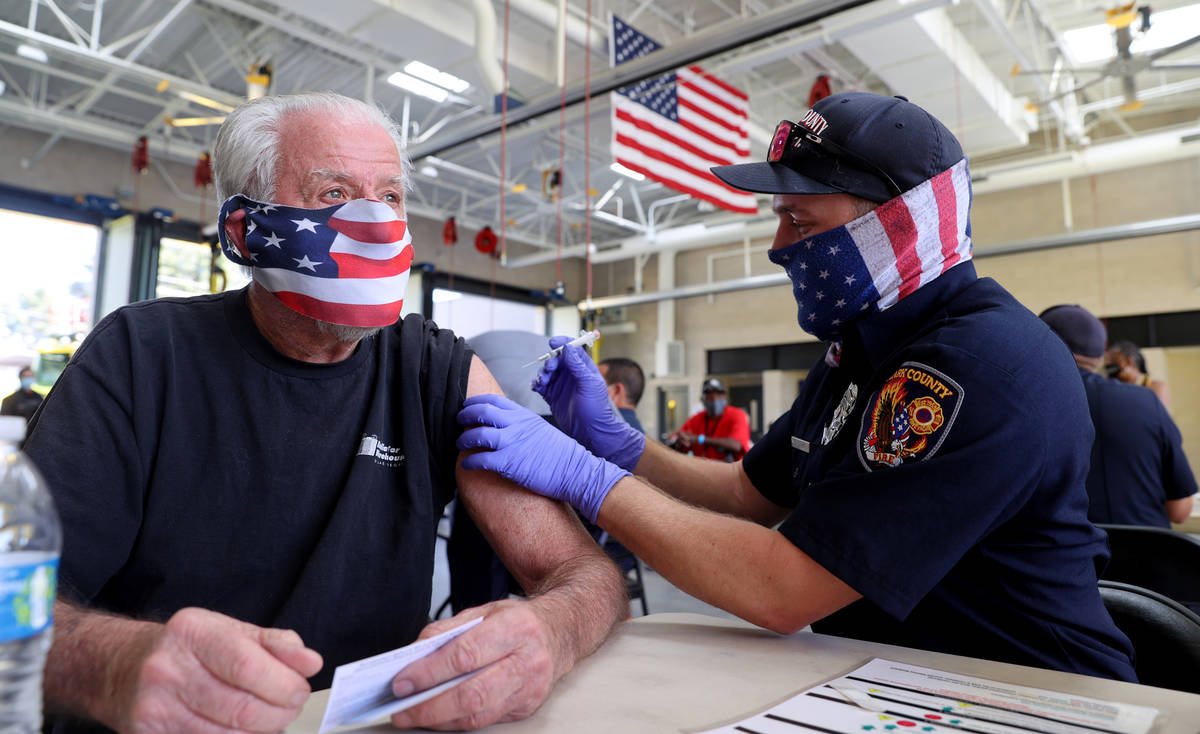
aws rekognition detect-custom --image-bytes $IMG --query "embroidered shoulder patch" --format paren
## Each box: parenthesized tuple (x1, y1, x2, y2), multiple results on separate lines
(857, 361, 963, 471)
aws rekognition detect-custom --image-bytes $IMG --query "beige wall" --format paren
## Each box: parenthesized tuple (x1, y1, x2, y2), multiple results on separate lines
(1165, 348, 1200, 484)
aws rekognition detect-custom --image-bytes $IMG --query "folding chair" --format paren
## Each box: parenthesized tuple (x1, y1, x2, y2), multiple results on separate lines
(1098, 580, 1200, 693)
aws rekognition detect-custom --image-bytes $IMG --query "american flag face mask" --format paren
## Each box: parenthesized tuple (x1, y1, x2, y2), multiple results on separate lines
(766, 157, 973, 343)
(217, 194, 415, 328)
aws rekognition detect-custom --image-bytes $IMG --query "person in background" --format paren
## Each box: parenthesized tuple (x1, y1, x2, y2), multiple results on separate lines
(0, 366, 42, 423)
(456, 91, 1136, 682)
(1105, 340, 1170, 409)
(598, 357, 645, 432)
(671, 377, 751, 462)
(1041, 305, 1196, 527)
(24, 92, 626, 734)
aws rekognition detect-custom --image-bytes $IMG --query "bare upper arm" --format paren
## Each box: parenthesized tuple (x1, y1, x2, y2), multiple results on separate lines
(1166, 495, 1194, 525)
(733, 461, 792, 527)
(466, 354, 502, 398)
(457, 356, 607, 593)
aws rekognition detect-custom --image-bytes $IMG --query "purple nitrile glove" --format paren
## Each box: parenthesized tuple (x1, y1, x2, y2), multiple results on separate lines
(457, 393, 630, 523)
(531, 336, 646, 472)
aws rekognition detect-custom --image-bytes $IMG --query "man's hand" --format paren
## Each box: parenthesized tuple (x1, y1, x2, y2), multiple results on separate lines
(676, 430, 698, 450)
(388, 600, 563, 731)
(457, 393, 628, 522)
(106, 607, 323, 734)
(532, 338, 645, 471)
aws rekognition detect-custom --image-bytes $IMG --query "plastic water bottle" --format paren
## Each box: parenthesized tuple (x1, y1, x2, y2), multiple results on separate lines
(0, 416, 61, 733)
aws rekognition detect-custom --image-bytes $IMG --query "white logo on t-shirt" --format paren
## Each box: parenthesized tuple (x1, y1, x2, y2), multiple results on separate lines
(357, 434, 406, 467)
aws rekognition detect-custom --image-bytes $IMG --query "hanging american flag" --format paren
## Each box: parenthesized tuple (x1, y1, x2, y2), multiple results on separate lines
(609, 14, 757, 215)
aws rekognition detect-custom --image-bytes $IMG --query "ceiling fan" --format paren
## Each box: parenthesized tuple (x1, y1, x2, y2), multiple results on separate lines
(1024, 3, 1200, 112)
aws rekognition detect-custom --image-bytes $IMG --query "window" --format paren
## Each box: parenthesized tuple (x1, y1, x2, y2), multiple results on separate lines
(156, 237, 250, 298)
(0, 209, 99, 386)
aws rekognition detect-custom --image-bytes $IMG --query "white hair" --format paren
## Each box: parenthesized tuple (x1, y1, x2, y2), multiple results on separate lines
(213, 91, 413, 202)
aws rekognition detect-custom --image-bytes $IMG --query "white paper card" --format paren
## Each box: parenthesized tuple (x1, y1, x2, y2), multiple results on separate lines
(318, 617, 483, 733)
(697, 658, 1160, 734)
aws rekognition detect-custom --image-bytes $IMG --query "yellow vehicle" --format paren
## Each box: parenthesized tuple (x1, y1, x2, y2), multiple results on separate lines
(31, 338, 80, 396)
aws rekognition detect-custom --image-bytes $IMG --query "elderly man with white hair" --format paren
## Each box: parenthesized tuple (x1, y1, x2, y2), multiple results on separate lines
(26, 91, 626, 734)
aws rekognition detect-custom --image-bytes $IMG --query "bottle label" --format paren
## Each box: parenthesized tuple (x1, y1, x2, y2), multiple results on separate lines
(0, 557, 58, 642)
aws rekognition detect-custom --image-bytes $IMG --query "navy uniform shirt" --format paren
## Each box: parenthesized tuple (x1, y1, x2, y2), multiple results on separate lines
(743, 262, 1136, 681)
(619, 407, 645, 433)
(1080, 369, 1197, 527)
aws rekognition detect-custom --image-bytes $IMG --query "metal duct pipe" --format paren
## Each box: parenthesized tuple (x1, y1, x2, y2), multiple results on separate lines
(978, 213, 1200, 256)
(469, 0, 506, 95)
(408, 0, 873, 160)
(504, 217, 778, 268)
(577, 213, 1200, 311)
(582, 271, 788, 310)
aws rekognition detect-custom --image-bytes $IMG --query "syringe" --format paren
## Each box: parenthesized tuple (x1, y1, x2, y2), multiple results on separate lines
(523, 330, 601, 368)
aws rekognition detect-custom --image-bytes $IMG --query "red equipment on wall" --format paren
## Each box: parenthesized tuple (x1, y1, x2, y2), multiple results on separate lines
(808, 75, 832, 107)
(474, 226, 498, 255)
(194, 152, 214, 189)
(131, 137, 149, 174)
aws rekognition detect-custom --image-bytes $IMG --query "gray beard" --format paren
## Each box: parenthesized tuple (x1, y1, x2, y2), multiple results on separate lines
(314, 320, 382, 343)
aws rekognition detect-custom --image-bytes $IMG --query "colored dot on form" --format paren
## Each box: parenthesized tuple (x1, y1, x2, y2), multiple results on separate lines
(925, 715, 941, 720)
(899, 722, 917, 727)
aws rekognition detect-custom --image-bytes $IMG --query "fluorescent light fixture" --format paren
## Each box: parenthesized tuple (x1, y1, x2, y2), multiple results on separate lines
(387, 71, 449, 103)
(1063, 3, 1200, 64)
(177, 90, 235, 113)
(164, 115, 228, 128)
(16, 44, 48, 64)
(432, 288, 463, 303)
(610, 162, 646, 181)
(403, 60, 470, 94)
(418, 164, 438, 178)
(0, 80, 6, 96)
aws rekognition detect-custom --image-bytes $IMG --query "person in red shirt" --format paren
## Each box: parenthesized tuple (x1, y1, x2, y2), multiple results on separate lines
(671, 378, 751, 462)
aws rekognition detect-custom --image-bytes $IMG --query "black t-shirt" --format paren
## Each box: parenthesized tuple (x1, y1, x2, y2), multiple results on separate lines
(743, 262, 1136, 682)
(1080, 369, 1197, 526)
(26, 289, 472, 727)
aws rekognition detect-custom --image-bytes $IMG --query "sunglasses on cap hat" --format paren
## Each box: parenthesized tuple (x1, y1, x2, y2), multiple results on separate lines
(767, 120, 903, 200)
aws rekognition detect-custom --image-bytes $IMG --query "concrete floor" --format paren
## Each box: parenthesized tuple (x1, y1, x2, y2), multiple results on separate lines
(429, 521, 738, 622)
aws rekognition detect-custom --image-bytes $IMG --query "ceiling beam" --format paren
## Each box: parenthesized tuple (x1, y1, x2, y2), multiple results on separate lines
(407, 0, 873, 160)
(72, 0, 194, 115)
(0, 96, 206, 161)
(0, 18, 244, 107)
(200, 0, 384, 66)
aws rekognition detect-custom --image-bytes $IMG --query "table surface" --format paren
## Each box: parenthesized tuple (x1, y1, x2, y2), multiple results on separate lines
(288, 612, 1200, 733)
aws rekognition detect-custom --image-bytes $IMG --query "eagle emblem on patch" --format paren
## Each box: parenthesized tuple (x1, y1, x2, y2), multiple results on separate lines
(857, 361, 963, 470)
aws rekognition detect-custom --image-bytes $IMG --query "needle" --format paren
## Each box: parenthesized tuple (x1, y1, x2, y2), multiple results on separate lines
(523, 330, 600, 368)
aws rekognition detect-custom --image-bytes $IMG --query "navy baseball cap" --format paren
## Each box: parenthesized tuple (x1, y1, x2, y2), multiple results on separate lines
(711, 92, 964, 203)
(1039, 304, 1107, 358)
(701, 377, 727, 394)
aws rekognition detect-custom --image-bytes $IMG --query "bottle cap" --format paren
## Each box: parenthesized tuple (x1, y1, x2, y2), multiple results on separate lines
(0, 416, 27, 444)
